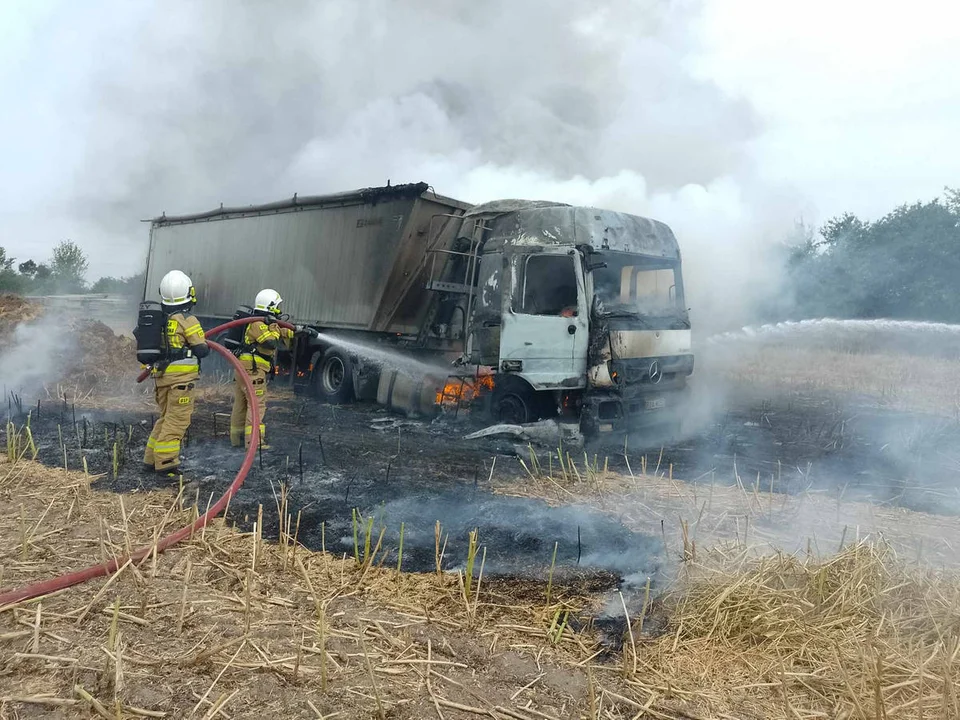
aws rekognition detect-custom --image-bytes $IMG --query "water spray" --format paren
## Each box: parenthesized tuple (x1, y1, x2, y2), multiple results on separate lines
(705, 318, 960, 346)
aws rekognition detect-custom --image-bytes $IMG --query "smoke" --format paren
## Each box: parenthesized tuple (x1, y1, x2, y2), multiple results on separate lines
(0, 316, 75, 402)
(1, 0, 805, 333)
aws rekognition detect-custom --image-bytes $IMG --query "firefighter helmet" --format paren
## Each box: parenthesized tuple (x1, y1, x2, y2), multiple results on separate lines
(254, 288, 283, 316)
(159, 270, 196, 308)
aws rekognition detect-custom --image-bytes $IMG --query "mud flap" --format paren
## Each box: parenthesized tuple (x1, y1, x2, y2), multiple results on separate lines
(352, 362, 380, 402)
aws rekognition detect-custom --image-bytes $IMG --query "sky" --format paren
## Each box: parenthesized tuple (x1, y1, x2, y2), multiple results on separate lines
(0, 0, 957, 328)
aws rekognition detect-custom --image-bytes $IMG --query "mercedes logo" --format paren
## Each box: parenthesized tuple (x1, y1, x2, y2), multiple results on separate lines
(648, 360, 662, 384)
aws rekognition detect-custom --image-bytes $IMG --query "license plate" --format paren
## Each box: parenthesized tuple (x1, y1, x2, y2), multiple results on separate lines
(645, 397, 665, 410)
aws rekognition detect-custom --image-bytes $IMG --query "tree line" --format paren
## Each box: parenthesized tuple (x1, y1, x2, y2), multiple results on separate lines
(0, 240, 144, 296)
(781, 187, 960, 323)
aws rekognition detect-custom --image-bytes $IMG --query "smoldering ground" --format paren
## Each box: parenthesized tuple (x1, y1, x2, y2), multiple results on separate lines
(8, 359, 960, 561)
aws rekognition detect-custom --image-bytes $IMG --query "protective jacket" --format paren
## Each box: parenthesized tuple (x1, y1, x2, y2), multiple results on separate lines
(238, 319, 294, 372)
(150, 312, 208, 387)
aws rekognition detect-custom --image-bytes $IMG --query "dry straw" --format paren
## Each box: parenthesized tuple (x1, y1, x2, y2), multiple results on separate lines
(3, 416, 960, 718)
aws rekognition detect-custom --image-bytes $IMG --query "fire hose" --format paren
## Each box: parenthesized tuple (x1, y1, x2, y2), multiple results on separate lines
(0, 317, 295, 608)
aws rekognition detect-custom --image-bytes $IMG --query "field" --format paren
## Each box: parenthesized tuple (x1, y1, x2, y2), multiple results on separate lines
(2, 301, 960, 719)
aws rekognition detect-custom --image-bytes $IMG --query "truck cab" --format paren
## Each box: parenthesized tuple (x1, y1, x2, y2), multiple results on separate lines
(463, 201, 694, 434)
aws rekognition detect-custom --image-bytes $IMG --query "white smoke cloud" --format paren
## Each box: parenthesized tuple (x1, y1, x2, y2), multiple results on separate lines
(0, 316, 75, 402)
(2, 0, 806, 332)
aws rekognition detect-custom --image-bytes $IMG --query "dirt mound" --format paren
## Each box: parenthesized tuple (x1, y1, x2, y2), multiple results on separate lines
(56, 318, 140, 397)
(0, 293, 42, 334)
(0, 297, 140, 398)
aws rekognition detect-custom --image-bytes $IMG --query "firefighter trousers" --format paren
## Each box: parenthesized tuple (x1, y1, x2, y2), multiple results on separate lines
(144, 381, 196, 472)
(230, 367, 268, 448)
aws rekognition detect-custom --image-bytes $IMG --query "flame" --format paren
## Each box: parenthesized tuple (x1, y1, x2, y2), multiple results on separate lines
(436, 374, 495, 407)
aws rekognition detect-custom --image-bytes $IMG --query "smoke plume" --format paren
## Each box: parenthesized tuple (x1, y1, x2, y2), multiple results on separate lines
(3, 0, 804, 333)
(0, 316, 75, 402)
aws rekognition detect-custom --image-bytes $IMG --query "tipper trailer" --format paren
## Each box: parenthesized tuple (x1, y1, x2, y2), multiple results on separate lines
(143, 182, 694, 434)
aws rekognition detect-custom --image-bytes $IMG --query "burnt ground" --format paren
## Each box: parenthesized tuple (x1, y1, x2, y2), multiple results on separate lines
(5, 381, 960, 653)
(4, 382, 958, 560)
(3, 392, 664, 589)
(7, 384, 960, 564)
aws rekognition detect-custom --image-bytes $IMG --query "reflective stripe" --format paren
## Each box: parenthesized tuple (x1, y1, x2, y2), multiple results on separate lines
(255, 329, 280, 343)
(238, 353, 272, 369)
(184, 323, 205, 338)
(244, 424, 266, 436)
(153, 359, 199, 376)
(146, 437, 157, 449)
(153, 440, 180, 453)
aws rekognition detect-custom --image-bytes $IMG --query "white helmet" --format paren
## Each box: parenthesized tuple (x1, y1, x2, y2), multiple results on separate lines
(254, 288, 283, 316)
(159, 270, 196, 308)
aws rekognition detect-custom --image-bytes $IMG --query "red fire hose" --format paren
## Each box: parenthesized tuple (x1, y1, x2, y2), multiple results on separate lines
(0, 317, 295, 608)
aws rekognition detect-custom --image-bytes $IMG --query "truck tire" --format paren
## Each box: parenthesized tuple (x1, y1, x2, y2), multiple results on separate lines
(490, 376, 538, 425)
(315, 348, 354, 404)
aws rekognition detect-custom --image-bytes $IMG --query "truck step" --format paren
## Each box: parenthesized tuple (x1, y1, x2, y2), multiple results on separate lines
(426, 280, 471, 294)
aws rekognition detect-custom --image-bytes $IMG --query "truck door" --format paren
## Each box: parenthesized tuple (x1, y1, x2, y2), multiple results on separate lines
(499, 249, 589, 389)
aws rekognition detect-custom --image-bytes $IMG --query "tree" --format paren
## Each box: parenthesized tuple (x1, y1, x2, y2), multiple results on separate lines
(49, 240, 89, 292)
(945, 186, 960, 215)
(0, 247, 13, 271)
(784, 192, 960, 323)
(17, 259, 37, 277)
(91, 270, 145, 296)
(0, 246, 24, 293)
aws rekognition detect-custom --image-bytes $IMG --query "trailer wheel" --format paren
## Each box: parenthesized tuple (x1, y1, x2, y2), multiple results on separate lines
(490, 376, 537, 425)
(315, 348, 354, 404)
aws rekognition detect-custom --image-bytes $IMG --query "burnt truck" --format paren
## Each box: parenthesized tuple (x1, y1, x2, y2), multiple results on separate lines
(142, 182, 694, 434)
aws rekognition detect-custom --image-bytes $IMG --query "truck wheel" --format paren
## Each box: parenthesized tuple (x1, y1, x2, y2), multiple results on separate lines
(315, 348, 354, 404)
(490, 376, 537, 425)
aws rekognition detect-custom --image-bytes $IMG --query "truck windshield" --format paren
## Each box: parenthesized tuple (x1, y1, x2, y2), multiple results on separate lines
(591, 253, 683, 319)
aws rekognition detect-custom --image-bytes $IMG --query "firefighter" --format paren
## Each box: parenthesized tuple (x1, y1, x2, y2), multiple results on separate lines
(229, 289, 304, 449)
(143, 270, 210, 475)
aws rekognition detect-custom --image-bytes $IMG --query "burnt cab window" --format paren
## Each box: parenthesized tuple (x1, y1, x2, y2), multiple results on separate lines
(521, 255, 578, 317)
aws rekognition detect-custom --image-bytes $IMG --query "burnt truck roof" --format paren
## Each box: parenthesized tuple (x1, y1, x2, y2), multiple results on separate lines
(465, 199, 681, 260)
(147, 182, 471, 226)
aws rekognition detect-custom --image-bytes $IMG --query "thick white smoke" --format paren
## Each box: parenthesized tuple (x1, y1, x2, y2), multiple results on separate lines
(0, 316, 75, 402)
(6, 0, 807, 332)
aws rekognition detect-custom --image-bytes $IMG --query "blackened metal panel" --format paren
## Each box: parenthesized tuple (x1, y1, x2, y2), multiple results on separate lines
(369, 197, 466, 333)
(475, 205, 681, 259)
(145, 197, 418, 328)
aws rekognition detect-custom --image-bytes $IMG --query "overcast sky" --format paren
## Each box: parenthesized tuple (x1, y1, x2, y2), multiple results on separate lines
(0, 0, 957, 305)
